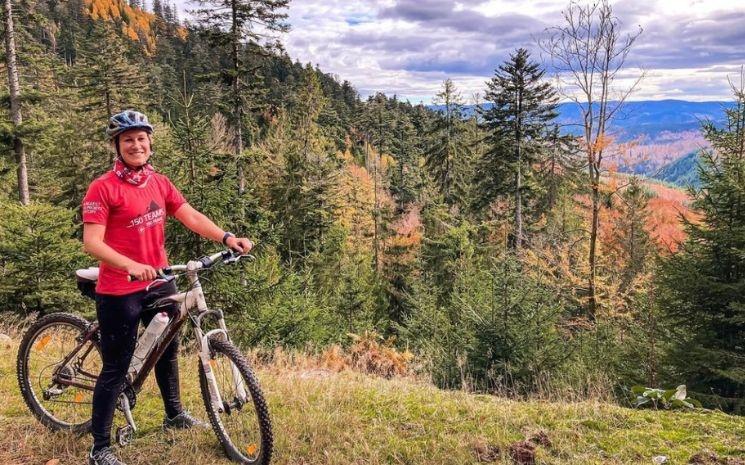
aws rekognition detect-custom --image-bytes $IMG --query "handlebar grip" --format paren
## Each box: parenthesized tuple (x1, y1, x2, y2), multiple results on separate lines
(127, 268, 172, 282)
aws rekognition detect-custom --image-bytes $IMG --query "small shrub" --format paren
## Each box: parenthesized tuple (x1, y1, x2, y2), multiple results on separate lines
(631, 384, 702, 409)
(347, 331, 414, 378)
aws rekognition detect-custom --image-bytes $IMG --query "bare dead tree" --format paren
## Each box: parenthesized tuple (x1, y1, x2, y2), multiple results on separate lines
(539, 0, 643, 319)
(3, 0, 29, 205)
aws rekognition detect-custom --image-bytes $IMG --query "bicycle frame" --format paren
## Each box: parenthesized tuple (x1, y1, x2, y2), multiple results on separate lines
(53, 251, 248, 414)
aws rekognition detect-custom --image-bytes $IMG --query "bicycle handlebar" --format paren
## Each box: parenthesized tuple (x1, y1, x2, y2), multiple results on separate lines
(128, 249, 253, 282)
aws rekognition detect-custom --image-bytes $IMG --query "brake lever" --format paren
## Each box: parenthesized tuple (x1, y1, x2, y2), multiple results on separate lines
(145, 273, 176, 291)
(225, 253, 255, 265)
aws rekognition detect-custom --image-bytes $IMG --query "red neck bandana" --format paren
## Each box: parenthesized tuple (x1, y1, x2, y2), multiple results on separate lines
(113, 157, 155, 187)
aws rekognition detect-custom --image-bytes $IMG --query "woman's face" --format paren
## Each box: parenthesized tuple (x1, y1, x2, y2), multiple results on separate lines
(118, 129, 152, 167)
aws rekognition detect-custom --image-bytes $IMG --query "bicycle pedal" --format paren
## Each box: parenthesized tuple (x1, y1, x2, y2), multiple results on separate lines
(43, 387, 64, 399)
(116, 425, 134, 447)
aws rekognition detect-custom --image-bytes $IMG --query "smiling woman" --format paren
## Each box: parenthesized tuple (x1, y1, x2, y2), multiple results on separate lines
(117, 130, 152, 168)
(79, 109, 255, 465)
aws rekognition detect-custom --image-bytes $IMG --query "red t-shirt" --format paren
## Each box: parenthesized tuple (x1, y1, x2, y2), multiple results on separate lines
(82, 171, 186, 295)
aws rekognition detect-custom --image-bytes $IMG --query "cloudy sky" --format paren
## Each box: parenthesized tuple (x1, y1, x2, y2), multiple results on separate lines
(181, 0, 745, 104)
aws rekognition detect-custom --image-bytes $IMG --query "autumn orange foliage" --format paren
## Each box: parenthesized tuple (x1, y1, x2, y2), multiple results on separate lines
(642, 181, 698, 252)
(598, 175, 694, 254)
(337, 149, 376, 253)
(83, 0, 187, 54)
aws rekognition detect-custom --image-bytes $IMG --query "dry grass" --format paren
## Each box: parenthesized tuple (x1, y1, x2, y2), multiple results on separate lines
(245, 331, 415, 380)
(1, 333, 744, 465)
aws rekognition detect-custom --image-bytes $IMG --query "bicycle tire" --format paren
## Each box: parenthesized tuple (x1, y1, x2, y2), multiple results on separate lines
(17, 312, 100, 433)
(199, 336, 273, 465)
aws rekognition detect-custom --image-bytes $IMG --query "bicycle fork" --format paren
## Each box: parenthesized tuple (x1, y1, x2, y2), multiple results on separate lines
(197, 317, 248, 414)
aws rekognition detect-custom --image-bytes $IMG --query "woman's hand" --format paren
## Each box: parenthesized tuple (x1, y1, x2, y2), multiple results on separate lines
(126, 262, 159, 281)
(225, 236, 254, 254)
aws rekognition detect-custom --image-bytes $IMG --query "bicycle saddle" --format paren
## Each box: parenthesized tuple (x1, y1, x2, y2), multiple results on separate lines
(76, 267, 99, 300)
(76, 267, 100, 282)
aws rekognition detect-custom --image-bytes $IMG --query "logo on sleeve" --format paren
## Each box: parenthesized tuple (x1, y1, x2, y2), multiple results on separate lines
(83, 201, 103, 215)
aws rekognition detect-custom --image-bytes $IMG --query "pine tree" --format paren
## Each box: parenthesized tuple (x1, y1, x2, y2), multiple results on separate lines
(658, 84, 745, 411)
(389, 112, 423, 212)
(270, 67, 339, 262)
(161, 89, 230, 256)
(610, 177, 653, 296)
(162, 3, 174, 23)
(358, 93, 396, 271)
(1, 0, 80, 205)
(193, 0, 289, 194)
(76, 22, 146, 120)
(425, 79, 473, 209)
(170, 2, 179, 23)
(476, 48, 558, 249)
(0, 200, 89, 315)
(58, 0, 85, 66)
(537, 125, 582, 213)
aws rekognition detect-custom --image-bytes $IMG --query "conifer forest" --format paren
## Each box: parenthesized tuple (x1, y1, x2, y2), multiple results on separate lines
(1, 0, 744, 416)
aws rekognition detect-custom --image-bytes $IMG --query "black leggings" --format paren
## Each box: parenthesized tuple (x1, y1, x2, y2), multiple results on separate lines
(92, 281, 183, 451)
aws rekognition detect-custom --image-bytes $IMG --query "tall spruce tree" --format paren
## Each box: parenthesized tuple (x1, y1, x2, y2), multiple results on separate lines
(658, 85, 745, 412)
(425, 79, 473, 208)
(476, 48, 558, 249)
(270, 67, 339, 262)
(193, 0, 289, 194)
(76, 22, 146, 120)
(358, 93, 396, 271)
(537, 125, 581, 213)
(389, 111, 423, 212)
(611, 177, 653, 296)
(152, 0, 163, 17)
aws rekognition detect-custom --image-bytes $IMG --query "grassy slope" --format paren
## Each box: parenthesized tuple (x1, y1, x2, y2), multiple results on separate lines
(1, 338, 743, 465)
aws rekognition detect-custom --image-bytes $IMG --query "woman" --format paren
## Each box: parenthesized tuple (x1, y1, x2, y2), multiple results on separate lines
(82, 110, 253, 465)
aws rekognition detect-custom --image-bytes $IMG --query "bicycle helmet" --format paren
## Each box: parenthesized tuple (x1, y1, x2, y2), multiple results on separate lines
(106, 110, 154, 141)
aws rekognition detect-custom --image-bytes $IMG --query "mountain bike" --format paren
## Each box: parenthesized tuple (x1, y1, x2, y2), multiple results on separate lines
(16, 249, 272, 465)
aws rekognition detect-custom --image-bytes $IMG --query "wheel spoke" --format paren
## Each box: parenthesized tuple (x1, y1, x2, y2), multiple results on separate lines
(200, 338, 271, 464)
(20, 318, 101, 430)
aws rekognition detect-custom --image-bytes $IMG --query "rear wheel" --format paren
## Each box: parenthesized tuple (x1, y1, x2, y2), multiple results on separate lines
(199, 336, 272, 465)
(17, 313, 101, 433)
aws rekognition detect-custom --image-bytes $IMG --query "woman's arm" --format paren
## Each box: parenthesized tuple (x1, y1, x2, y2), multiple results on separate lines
(173, 204, 253, 253)
(83, 223, 158, 280)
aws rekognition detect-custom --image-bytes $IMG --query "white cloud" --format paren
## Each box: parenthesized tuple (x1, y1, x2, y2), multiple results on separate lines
(174, 0, 745, 103)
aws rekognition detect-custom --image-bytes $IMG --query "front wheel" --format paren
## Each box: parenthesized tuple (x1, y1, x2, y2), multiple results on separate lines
(199, 336, 273, 465)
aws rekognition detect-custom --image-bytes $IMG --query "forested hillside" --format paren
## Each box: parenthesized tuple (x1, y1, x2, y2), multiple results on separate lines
(1, 0, 743, 418)
(653, 151, 701, 187)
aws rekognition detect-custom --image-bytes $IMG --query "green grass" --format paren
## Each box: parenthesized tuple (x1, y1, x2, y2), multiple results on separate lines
(1, 338, 743, 465)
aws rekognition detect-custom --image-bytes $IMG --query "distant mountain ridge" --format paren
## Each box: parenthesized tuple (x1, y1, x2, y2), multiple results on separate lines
(554, 100, 732, 141)
(429, 99, 731, 142)
(428, 99, 729, 186)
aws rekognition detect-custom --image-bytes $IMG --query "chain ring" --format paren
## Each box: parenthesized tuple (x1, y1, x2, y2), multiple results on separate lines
(116, 384, 137, 412)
